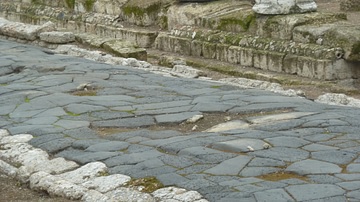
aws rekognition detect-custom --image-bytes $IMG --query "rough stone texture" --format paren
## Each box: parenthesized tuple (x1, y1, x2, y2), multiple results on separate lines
(286, 159, 342, 175)
(1, 0, 359, 81)
(340, 0, 360, 11)
(1, 131, 207, 202)
(39, 32, 75, 44)
(252, 0, 317, 15)
(102, 40, 147, 61)
(210, 139, 267, 153)
(0, 20, 55, 41)
(1, 37, 360, 202)
(205, 120, 249, 132)
(286, 184, 346, 201)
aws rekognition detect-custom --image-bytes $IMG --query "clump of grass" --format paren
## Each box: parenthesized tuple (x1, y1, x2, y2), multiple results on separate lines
(126, 176, 164, 193)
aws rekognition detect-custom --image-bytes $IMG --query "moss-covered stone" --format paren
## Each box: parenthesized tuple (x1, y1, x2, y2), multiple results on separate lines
(65, 0, 75, 10)
(83, 0, 95, 12)
(121, 0, 174, 27)
(258, 12, 347, 40)
(102, 40, 147, 61)
(215, 12, 256, 33)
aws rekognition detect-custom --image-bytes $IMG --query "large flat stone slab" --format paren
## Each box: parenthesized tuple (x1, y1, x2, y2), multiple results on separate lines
(285, 184, 345, 201)
(204, 155, 252, 175)
(102, 40, 147, 61)
(210, 138, 267, 153)
(286, 159, 342, 175)
(204, 120, 249, 132)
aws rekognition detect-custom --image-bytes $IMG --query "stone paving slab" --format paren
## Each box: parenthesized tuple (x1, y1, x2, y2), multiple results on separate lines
(1, 39, 360, 201)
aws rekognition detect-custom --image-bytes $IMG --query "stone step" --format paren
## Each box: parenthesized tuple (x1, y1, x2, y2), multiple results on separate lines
(293, 22, 360, 61)
(0, 2, 158, 48)
(154, 29, 359, 80)
(255, 12, 347, 40)
(168, 0, 255, 33)
(75, 33, 147, 61)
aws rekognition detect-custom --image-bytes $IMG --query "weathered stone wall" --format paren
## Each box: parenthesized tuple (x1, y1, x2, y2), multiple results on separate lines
(0, 0, 359, 81)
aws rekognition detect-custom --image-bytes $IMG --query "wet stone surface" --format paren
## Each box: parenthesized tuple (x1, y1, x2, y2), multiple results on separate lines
(1, 40, 360, 201)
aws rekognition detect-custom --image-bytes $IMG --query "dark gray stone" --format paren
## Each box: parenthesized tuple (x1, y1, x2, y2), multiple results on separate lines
(347, 190, 360, 200)
(311, 150, 357, 164)
(64, 103, 107, 114)
(64, 127, 100, 139)
(104, 149, 164, 167)
(29, 133, 65, 147)
(191, 102, 235, 112)
(335, 174, 360, 181)
(219, 177, 263, 187)
(247, 157, 287, 167)
(337, 181, 360, 191)
(92, 116, 155, 128)
(155, 111, 202, 124)
(264, 136, 310, 148)
(157, 173, 189, 186)
(177, 178, 217, 191)
(72, 139, 110, 150)
(177, 164, 215, 175)
(347, 163, 360, 173)
(307, 175, 344, 184)
(158, 155, 195, 168)
(251, 147, 309, 162)
(129, 165, 177, 179)
(286, 184, 345, 201)
(302, 143, 339, 151)
(286, 159, 342, 175)
(204, 155, 252, 175)
(70, 151, 120, 164)
(254, 188, 295, 202)
(85, 141, 130, 152)
(37, 137, 74, 153)
(239, 167, 282, 177)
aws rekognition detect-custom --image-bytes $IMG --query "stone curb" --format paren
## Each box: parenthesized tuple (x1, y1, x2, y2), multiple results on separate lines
(0, 129, 208, 202)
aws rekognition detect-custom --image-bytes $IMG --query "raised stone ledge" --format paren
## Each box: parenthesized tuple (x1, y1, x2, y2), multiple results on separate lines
(0, 3, 158, 48)
(155, 31, 358, 80)
(167, 27, 344, 60)
(39, 31, 75, 44)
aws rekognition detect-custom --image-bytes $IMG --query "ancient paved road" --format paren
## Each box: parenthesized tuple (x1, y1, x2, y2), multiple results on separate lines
(1, 39, 360, 202)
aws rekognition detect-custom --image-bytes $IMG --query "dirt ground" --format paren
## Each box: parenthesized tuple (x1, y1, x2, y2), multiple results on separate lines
(1, 0, 359, 201)
(0, 175, 75, 202)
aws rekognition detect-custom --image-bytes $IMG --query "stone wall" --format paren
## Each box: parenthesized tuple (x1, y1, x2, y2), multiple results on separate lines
(0, 0, 359, 81)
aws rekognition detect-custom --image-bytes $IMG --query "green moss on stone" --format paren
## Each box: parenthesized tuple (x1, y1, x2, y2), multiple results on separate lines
(217, 13, 255, 32)
(159, 15, 168, 30)
(122, 3, 161, 18)
(65, 0, 75, 10)
(352, 42, 360, 55)
(126, 177, 163, 193)
(31, 0, 41, 5)
(84, 0, 95, 12)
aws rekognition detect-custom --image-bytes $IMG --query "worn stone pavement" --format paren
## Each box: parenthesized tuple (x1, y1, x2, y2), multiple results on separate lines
(1, 39, 360, 202)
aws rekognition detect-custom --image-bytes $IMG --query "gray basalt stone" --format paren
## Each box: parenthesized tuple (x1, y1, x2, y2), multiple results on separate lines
(286, 159, 342, 175)
(285, 184, 345, 201)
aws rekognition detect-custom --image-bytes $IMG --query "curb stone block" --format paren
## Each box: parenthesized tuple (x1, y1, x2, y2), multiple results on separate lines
(39, 31, 75, 44)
